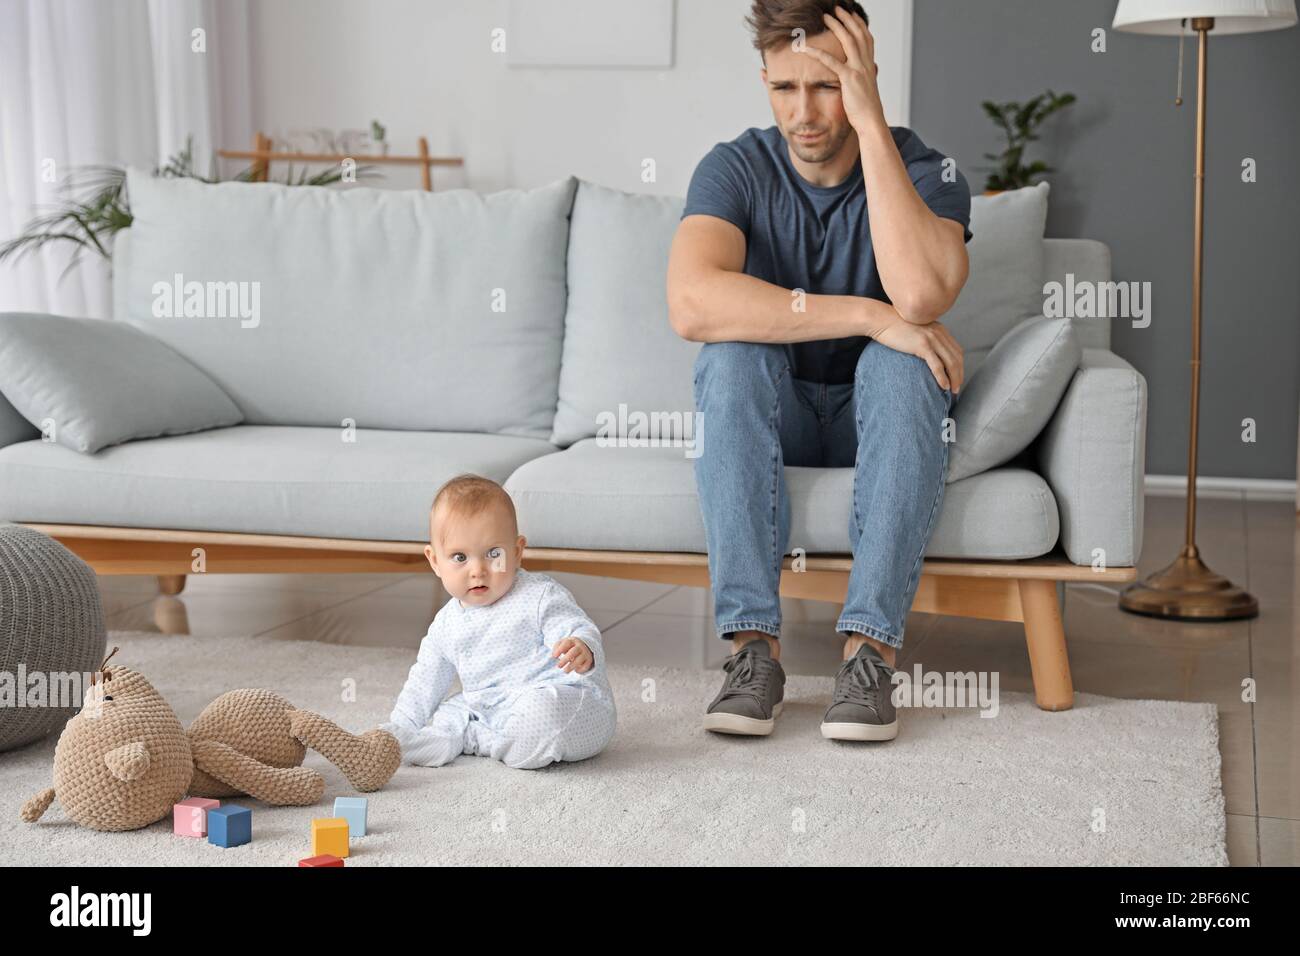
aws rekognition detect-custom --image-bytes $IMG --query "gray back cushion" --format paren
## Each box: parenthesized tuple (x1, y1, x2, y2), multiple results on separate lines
(551, 182, 699, 446)
(1043, 238, 1112, 351)
(117, 170, 577, 439)
(944, 182, 1050, 354)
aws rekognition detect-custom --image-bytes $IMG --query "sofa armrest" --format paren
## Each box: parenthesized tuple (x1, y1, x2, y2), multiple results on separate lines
(1036, 347, 1147, 567)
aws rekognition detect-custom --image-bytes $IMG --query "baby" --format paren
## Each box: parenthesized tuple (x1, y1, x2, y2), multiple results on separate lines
(379, 474, 616, 770)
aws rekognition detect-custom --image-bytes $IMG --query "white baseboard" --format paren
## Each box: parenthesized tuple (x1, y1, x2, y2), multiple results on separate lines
(1144, 474, 1297, 502)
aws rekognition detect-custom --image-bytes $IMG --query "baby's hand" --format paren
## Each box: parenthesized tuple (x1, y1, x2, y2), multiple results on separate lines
(552, 637, 594, 674)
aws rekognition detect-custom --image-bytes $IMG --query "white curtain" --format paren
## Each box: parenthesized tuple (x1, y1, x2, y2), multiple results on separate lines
(0, 0, 251, 318)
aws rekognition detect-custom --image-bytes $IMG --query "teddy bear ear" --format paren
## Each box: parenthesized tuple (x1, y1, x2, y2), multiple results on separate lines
(93, 646, 122, 684)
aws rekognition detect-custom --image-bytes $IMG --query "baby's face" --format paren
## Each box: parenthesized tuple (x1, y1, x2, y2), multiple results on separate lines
(426, 506, 525, 607)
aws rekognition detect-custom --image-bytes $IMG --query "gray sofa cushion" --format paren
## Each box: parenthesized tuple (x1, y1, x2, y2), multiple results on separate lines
(947, 316, 1082, 483)
(0, 425, 559, 541)
(0, 311, 242, 454)
(505, 439, 1059, 560)
(0, 390, 39, 450)
(944, 182, 1050, 354)
(962, 237, 1111, 380)
(117, 170, 577, 440)
(551, 181, 700, 447)
(1036, 348, 1147, 567)
(1044, 238, 1112, 351)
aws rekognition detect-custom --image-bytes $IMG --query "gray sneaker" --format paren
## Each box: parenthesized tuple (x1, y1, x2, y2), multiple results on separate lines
(704, 639, 786, 736)
(821, 643, 899, 741)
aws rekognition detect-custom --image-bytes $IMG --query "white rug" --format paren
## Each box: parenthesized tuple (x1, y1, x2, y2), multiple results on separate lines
(1, 631, 1228, 866)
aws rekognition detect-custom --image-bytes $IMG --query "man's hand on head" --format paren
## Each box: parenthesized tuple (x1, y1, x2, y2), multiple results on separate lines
(798, 8, 886, 134)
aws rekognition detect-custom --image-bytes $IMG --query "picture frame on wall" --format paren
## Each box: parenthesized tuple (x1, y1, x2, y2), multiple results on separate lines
(506, 0, 676, 68)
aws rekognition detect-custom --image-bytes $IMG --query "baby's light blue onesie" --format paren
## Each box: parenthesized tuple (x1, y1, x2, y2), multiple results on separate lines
(380, 568, 616, 770)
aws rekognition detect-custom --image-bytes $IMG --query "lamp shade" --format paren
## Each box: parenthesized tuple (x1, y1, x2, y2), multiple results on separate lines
(1113, 0, 1297, 33)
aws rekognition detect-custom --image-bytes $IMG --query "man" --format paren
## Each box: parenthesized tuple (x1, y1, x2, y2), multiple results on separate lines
(666, 0, 972, 742)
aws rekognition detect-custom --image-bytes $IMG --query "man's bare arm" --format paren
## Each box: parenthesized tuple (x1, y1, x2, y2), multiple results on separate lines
(665, 213, 964, 391)
(858, 123, 969, 326)
(666, 214, 898, 344)
(809, 8, 970, 326)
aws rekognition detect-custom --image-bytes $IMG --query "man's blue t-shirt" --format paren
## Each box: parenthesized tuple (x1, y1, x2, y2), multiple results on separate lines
(681, 125, 972, 385)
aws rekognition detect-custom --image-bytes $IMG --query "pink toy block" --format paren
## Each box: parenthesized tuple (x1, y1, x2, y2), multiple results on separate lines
(173, 797, 220, 837)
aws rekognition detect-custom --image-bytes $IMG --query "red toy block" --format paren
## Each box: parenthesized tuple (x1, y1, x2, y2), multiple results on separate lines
(298, 854, 346, 867)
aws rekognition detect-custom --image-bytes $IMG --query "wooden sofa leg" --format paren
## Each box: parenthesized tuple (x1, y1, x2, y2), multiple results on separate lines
(1018, 578, 1074, 712)
(154, 596, 191, 635)
(157, 574, 187, 596)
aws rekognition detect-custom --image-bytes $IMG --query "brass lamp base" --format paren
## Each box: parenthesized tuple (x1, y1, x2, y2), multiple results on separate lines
(1119, 547, 1259, 621)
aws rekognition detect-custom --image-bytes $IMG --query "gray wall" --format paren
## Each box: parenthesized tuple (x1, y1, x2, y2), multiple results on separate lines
(911, 0, 1299, 481)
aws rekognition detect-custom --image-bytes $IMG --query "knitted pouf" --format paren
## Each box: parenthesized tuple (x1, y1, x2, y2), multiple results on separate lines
(0, 523, 107, 752)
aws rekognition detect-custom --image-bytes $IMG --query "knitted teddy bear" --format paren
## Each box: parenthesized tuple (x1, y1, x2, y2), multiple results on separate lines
(21, 649, 402, 832)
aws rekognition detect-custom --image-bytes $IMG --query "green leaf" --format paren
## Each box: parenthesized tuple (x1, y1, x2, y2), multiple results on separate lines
(1015, 95, 1045, 132)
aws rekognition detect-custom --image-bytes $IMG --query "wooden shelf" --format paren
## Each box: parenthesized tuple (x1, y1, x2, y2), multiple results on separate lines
(218, 132, 461, 190)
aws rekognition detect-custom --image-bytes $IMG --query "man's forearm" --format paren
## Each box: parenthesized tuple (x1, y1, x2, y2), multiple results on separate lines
(857, 119, 968, 325)
(676, 268, 900, 344)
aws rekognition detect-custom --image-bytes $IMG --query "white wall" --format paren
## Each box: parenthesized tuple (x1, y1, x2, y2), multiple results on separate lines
(245, 0, 912, 197)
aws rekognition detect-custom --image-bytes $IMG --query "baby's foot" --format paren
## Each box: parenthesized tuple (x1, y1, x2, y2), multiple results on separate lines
(381, 723, 463, 768)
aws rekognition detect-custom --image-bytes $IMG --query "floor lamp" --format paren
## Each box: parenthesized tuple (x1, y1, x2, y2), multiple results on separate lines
(1112, 0, 1297, 621)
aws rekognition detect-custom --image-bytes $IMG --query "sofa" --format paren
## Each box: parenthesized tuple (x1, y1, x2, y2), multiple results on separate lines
(0, 170, 1147, 712)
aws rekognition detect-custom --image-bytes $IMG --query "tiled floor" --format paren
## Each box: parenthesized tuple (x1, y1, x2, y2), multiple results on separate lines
(97, 493, 1298, 866)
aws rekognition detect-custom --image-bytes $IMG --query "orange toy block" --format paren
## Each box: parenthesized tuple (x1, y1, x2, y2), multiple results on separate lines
(311, 817, 350, 859)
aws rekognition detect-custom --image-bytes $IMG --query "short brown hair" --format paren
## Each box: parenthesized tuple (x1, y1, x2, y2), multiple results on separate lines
(745, 0, 869, 60)
(429, 474, 517, 544)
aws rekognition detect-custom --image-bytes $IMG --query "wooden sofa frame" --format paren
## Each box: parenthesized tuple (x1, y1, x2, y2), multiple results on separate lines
(24, 523, 1137, 713)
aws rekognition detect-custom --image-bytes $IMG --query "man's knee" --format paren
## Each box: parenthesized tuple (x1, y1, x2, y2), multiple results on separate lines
(857, 339, 922, 381)
(693, 341, 787, 405)
(855, 341, 950, 407)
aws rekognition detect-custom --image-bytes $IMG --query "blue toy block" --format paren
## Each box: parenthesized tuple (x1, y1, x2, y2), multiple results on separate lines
(206, 804, 252, 848)
(333, 797, 368, 837)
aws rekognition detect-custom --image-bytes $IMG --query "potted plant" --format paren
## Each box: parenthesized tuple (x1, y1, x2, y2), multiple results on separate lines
(370, 119, 389, 156)
(980, 89, 1076, 195)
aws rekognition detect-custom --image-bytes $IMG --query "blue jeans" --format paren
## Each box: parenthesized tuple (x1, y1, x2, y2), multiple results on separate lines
(691, 340, 954, 650)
